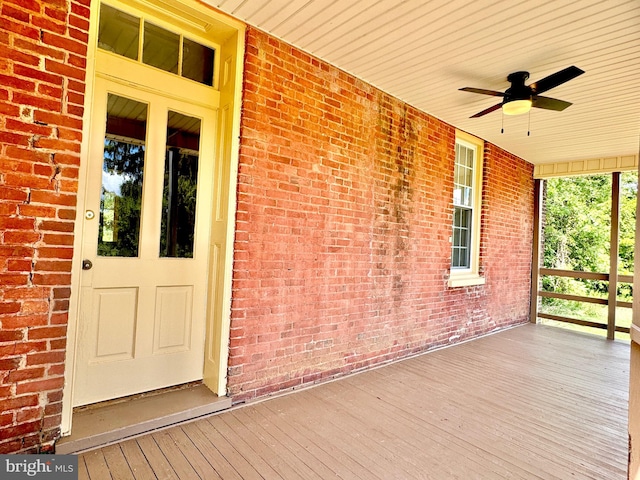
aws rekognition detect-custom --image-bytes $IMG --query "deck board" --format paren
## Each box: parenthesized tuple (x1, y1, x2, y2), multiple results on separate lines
(118, 439, 157, 480)
(163, 427, 223, 480)
(135, 435, 179, 479)
(78, 324, 630, 479)
(101, 444, 136, 480)
(178, 422, 245, 480)
(77, 456, 90, 480)
(232, 406, 341, 479)
(83, 449, 114, 480)
(191, 419, 264, 480)
(254, 402, 373, 479)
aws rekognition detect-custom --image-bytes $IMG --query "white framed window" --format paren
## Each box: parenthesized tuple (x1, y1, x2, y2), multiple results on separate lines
(449, 130, 485, 287)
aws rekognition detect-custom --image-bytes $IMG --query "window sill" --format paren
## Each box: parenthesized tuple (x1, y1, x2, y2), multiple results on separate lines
(448, 274, 486, 288)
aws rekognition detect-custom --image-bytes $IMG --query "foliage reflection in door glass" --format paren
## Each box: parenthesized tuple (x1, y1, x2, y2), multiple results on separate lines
(160, 111, 200, 258)
(98, 94, 147, 257)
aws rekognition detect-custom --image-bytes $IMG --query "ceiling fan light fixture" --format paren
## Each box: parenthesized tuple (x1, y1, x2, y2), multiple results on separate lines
(502, 98, 532, 116)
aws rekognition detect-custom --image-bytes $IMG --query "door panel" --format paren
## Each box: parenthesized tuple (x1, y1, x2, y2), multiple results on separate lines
(153, 286, 193, 354)
(73, 78, 216, 406)
(91, 287, 138, 361)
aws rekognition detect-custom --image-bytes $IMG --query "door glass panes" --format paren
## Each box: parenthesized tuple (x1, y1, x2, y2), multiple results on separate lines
(143, 22, 179, 74)
(98, 94, 148, 257)
(183, 38, 215, 86)
(160, 112, 201, 258)
(98, 4, 140, 60)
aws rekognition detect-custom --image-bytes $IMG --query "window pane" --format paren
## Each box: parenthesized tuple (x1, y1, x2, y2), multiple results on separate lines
(98, 4, 140, 60)
(452, 248, 460, 267)
(464, 164, 473, 187)
(453, 207, 461, 226)
(453, 186, 461, 206)
(143, 22, 179, 74)
(462, 206, 470, 228)
(183, 38, 215, 86)
(462, 186, 472, 208)
(459, 145, 469, 167)
(160, 112, 201, 258)
(466, 146, 474, 167)
(460, 247, 470, 268)
(453, 226, 461, 246)
(98, 94, 147, 257)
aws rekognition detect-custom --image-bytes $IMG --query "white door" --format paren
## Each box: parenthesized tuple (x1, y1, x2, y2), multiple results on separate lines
(73, 78, 216, 406)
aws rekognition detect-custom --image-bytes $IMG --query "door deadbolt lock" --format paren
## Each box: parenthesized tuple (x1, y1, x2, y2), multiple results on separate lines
(82, 259, 93, 270)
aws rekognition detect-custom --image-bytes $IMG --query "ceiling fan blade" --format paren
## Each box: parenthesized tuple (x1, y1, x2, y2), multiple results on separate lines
(529, 66, 584, 94)
(460, 87, 504, 97)
(470, 102, 502, 118)
(532, 96, 572, 111)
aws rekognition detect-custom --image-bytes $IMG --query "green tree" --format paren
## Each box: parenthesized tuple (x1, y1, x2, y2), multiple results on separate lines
(618, 172, 637, 300)
(542, 173, 636, 305)
(543, 175, 611, 297)
(619, 172, 637, 275)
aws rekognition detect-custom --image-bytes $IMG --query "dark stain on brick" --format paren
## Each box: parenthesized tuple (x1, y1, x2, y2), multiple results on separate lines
(373, 98, 418, 300)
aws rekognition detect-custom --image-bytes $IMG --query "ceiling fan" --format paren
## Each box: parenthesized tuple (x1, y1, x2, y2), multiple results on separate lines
(460, 66, 584, 118)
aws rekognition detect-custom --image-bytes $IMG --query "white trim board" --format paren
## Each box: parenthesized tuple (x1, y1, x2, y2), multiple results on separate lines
(534, 155, 638, 179)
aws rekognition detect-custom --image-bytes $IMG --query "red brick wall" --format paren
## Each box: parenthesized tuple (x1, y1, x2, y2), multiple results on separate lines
(0, 0, 88, 453)
(229, 28, 534, 400)
(0, 4, 534, 452)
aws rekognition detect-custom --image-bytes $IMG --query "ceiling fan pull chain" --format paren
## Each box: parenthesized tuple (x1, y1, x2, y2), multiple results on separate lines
(528, 109, 531, 136)
(501, 111, 504, 134)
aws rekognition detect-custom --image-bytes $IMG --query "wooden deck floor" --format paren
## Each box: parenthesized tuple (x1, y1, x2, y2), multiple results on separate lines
(77, 324, 630, 479)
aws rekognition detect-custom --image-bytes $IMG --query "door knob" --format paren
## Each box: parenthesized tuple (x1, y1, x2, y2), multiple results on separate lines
(82, 259, 93, 270)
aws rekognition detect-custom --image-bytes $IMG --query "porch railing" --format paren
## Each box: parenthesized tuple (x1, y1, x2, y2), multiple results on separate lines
(536, 268, 632, 335)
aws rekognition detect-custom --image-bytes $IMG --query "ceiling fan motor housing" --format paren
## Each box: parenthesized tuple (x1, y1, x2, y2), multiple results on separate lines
(505, 71, 533, 102)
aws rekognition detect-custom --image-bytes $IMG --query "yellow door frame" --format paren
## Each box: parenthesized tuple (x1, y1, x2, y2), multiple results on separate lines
(61, 0, 245, 436)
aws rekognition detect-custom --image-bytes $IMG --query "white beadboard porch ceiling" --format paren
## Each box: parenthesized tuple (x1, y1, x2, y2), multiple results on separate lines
(206, 0, 639, 166)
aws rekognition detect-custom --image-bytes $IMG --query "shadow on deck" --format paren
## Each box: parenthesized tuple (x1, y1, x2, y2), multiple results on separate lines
(77, 323, 630, 479)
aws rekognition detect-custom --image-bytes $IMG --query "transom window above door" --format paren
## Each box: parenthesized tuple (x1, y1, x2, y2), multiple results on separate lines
(98, 3, 215, 87)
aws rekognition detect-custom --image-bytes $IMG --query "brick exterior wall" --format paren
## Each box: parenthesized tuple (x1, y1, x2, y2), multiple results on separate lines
(0, 0, 89, 453)
(228, 28, 535, 400)
(0, 6, 534, 453)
